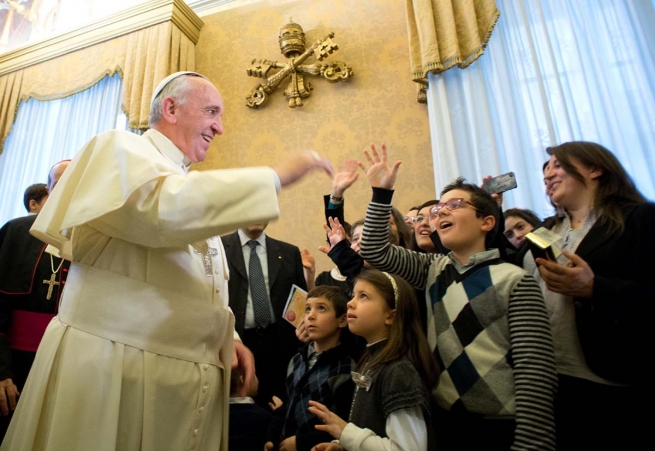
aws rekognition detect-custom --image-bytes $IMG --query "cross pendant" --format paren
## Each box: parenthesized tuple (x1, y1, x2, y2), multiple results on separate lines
(42, 273, 60, 300)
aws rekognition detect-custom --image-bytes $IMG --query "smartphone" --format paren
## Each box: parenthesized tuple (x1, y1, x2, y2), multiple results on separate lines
(483, 172, 518, 195)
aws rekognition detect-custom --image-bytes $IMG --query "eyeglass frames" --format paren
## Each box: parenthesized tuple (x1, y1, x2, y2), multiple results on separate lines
(429, 198, 479, 218)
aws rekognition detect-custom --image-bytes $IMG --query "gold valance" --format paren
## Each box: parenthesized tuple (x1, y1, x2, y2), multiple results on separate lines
(405, 0, 500, 102)
(0, 0, 201, 154)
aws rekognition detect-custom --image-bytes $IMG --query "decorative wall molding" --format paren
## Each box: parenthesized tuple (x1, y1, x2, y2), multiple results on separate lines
(0, 0, 202, 77)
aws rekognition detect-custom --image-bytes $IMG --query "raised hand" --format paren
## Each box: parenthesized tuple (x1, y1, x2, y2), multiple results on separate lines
(481, 175, 503, 207)
(301, 248, 316, 290)
(318, 217, 348, 255)
(362, 143, 401, 190)
(332, 159, 364, 198)
(295, 316, 311, 343)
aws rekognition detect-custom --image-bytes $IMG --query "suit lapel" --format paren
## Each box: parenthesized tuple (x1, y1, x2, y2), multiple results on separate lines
(574, 219, 614, 261)
(266, 236, 282, 289)
(224, 232, 248, 281)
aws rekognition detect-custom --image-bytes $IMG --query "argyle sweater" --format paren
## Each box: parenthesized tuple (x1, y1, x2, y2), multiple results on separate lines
(281, 342, 355, 451)
(360, 188, 558, 451)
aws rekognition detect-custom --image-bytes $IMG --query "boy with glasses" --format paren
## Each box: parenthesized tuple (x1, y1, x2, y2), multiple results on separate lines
(359, 144, 557, 451)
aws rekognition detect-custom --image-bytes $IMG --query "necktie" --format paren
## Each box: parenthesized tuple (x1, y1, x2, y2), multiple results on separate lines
(247, 240, 272, 327)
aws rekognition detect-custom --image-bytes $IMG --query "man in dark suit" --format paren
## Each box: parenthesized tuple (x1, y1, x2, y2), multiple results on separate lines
(221, 223, 307, 406)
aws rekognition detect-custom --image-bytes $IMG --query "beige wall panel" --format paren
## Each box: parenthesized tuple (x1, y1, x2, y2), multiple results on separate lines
(194, 0, 435, 275)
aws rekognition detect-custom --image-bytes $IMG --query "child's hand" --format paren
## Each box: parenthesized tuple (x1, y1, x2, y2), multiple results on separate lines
(318, 218, 348, 254)
(279, 436, 297, 451)
(311, 443, 343, 451)
(264, 441, 274, 451)
(268, 395, 284, 411)
(308, 400, 347, 439)
(295, 317, 311, 343)
(362, 143, 401, 190)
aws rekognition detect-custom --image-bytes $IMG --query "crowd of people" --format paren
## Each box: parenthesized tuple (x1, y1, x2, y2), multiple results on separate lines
(0, 71, 651, 451)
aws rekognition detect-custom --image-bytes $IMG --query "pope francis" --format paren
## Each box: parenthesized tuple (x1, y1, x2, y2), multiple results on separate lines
(0, 72, 332, 451)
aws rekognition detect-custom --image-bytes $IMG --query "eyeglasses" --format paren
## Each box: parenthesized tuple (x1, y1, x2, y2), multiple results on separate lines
(429, 198, 479, 218)
(410, 215, 429, 224)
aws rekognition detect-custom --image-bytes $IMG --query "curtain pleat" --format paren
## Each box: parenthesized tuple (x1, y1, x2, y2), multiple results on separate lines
(405, 0, 500, 102)
(0, 21, 197, 154)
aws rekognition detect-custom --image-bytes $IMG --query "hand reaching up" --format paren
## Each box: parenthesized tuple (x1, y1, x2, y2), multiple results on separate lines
(481, 175, 503, 208)
(362, 143, 401, 190)
(332, 159, 365, 198)
(318, 217, 348, 255)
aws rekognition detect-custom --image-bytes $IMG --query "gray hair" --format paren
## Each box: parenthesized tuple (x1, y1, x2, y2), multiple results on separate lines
(148, 73, 210, 127)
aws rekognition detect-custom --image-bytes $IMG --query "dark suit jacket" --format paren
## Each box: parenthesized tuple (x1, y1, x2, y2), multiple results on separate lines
(569, 203, 655, 385)
(220, 231, 308, 336)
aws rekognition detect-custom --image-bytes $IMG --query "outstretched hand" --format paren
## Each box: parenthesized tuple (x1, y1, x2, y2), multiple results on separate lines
(318, 217, 348, 255)
(275, 151, 334, 187)
(362, 143, 401, 190)
(308, 400, 348, 439)
(332, 159, 364, 197)
(536, 250, 595, 298)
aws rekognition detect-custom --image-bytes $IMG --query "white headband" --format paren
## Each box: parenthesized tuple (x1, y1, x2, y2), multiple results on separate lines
(150, 71, 203, 105)
(382, 272, 398, 308)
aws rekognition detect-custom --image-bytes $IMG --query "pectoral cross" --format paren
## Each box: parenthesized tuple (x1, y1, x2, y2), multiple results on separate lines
(43, 273, 60, 300)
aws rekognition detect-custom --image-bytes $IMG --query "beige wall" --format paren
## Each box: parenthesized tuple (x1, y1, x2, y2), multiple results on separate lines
(194, 0, 435, 275)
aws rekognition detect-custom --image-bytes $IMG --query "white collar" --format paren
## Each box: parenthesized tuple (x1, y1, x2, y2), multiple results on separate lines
(144, 128, 192, 172)
(238, 229, 267, 248)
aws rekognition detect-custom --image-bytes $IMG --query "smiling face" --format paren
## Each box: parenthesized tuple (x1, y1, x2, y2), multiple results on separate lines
(347, 280, 394, 343)
(413, 205, 436, 252)
(304, 296, 347, 352)
(504, 216, 534, 248)
(429, 189, 494, 261)
(163, 77, 224, 163)
(544, 155, 599, 211)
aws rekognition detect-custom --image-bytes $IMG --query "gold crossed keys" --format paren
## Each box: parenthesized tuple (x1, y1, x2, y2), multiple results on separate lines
(246, 19, 353, 108)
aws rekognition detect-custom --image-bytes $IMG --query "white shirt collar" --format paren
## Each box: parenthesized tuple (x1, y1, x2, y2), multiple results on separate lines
(144, 128, 192, 172)
(238, 229, 267, 248)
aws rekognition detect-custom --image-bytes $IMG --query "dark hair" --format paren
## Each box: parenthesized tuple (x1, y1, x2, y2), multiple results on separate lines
(546, 141, 646, 234)
(307, 285, 350, 317)
(354, 269, 439, 390)
(352, 218, 399, 246)
(504, 208, 541, 228)
(23, 183, 48, 212)
(391, 207, 413, 248)
(440, 177, 500, 248)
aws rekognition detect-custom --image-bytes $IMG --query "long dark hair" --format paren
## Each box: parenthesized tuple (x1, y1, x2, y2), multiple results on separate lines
(391, 207, 413, 249)
(504, 208, 541, 228)
(547, 141, 646, 234)
(355, 269, 439, 390)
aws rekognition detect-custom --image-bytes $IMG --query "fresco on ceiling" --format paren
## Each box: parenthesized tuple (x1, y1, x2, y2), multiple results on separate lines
(0, 0, 147, 54)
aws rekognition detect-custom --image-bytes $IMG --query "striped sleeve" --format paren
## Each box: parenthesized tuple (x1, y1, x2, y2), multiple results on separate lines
(507, 274, 558, 451)
(359, 191, 436, 290)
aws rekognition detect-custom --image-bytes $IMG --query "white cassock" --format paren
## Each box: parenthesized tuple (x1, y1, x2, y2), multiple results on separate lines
(1, 129, 280, 451)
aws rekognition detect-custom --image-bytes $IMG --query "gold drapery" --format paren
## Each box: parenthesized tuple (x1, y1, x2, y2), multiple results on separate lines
(405, 0, 500, 102)
(0, 22, 196, 154)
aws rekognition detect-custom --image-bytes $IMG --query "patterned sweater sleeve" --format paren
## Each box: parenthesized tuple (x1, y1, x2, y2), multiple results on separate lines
(359, 188, 436, 290)
(507, 274, 558, 451)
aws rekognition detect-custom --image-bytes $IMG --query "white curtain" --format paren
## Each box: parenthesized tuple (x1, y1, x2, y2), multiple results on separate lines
(427, 0, 655, 220)
(0, 73, 126, 225)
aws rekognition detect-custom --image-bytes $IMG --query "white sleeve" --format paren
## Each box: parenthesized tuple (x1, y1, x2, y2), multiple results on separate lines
(338, 406, 428, 451)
